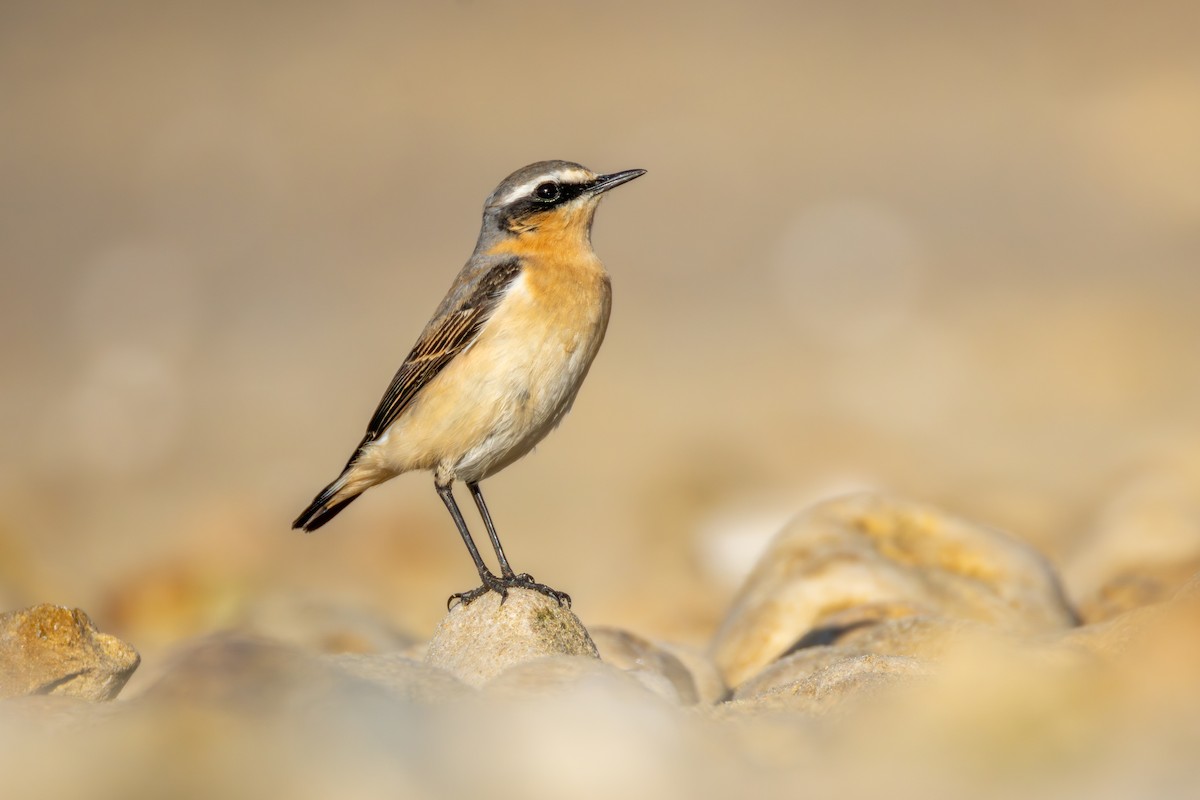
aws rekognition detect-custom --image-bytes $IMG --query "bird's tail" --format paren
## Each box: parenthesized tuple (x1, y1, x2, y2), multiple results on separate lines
(292, 472, 361, 532)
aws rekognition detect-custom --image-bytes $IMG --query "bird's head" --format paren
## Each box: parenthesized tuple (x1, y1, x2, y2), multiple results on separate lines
(479, 160, 645, 248)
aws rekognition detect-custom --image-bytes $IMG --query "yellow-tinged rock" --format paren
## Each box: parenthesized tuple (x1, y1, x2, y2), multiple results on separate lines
(711, 493, 1076, 687)
(0, 604, 139, 701)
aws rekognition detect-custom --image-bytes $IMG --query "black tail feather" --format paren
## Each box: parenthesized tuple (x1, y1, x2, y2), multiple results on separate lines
(292, 486, 359, 532)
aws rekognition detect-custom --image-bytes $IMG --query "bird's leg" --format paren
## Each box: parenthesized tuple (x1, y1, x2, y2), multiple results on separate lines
(467, 481, 517, 580)
(463, 481, 571, 608)
(436, 481, 504, 608)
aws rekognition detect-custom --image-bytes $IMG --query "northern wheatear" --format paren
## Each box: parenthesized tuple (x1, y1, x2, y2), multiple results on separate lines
(293, 160, 645, 607)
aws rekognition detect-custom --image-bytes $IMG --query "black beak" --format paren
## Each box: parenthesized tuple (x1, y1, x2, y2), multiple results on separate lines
(588, 168, 647, 195)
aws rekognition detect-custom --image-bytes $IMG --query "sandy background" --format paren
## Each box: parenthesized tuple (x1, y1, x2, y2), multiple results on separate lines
(2, 1, 1198, 660)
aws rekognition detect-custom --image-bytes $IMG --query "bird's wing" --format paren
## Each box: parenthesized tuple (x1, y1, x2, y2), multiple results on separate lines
(360, 258, 524, 445)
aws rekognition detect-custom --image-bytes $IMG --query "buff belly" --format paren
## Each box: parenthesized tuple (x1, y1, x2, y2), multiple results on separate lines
(362, 271, 610, 485)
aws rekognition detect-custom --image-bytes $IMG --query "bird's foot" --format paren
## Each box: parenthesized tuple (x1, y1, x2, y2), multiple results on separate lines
(503, 572, 572, 607)
(447, 571, 571, 609)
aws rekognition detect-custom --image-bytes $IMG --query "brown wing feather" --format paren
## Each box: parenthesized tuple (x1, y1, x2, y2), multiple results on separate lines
(293, 258, 524, 532)
(361, 258, 523, 446)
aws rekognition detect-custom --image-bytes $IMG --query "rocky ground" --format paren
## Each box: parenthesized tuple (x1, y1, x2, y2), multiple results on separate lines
(3, 492, 1198, 799)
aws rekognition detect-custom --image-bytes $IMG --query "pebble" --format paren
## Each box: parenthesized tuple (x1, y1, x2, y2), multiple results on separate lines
(0, 604, 139, 701)
(424, 588, 598, 687)
(592, 625, 708, 704)
(729, 652, 932, 716)
(1064, 468, 1200, 622)
(710, 493, 1077, 687)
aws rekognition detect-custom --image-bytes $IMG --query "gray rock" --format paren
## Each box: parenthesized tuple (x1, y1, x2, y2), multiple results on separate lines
(424, 588, 598, 687)
(591, 626, 707, 704)
(0, 604, 140, 701)
(710, 493, 1077, 687)
(138, 633, 339, 711)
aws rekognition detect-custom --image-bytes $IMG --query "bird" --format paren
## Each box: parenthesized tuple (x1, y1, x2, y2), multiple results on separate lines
(293, 160, 645, 608)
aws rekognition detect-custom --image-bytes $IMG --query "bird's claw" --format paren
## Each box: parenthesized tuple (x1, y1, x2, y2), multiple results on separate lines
(447, 571, 571, 609)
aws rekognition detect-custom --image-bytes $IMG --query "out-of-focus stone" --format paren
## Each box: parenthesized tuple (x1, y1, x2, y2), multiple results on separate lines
(729, 653, 932, 716)
(655, 641, 728, 705)
(434, 655, 684, 800)
(731, 616, 1079, 706)
(424, 588, 598, 687)
(1062, 569, 1200, 662)
(0, 604, 140, 701)
(484, 654, 647, 699)
(139, 633, 338, 711)
(237, 591, 417, 655)
(828, 615, 986, 659)
(326, 652, 471, 703)
(0, 694, 119, 732)
(1065, 468, 1200, 622)
(591, 626, 708, 704)
(710, 493, 1077, 687)
(1075, 560, 1200, 623)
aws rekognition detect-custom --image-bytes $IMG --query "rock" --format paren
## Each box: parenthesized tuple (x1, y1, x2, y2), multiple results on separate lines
(1064, 468, 1200, 622)
(424, 588, 598, 687)
(734, 613, 1089, 704)
(655, 641, 729, 705)
(326, 652, 471, 703)
(730, 622, 955, 704)
(825, 615, 987, 659)
(0, 604, 140, 701)
(237, 591, 417, 655)
(729, 615, 1086, 712)
(0, 694, 120, 733)
(139, 633, 339, 711)
(484, 654, 649, 698)
(729, 653, 932, 716)
(591, 626, 709, 704)
(1062, 569, 1200, 662)
(1074, 561, 1200, 624)
(434, 655, 685, 800)
(710, 493, 1077, 687)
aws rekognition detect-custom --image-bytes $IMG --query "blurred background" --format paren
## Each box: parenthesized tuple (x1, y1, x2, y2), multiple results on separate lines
(2, 0, 1198, 660)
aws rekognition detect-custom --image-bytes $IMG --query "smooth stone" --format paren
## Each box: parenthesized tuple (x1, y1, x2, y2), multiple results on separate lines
(138, 633, 340, 711)
(0, 604, 140, 701)
(710, 493, 1077, 687)
(728, 653, 932, 716)
(591, 626, 707, 704)
(826, 615, 987, 659)
(326, 652, 471, 703)
(732, 617, 1062, 702)
(1064, 468, 1200, 622)
(1074, 560, 1200, 623)
(424, 588, 598, 687)
(1062, 569, 1200, 660)
(483, 654, 657, 700)
(655, 642, 729, 705)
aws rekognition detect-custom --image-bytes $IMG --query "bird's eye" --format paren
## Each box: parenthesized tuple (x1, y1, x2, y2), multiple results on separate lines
(534, 181, 561, 202)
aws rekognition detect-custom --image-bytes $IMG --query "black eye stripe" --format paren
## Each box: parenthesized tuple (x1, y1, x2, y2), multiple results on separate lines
(529, 180, 588, 206)
(495, 178, 594, 230)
